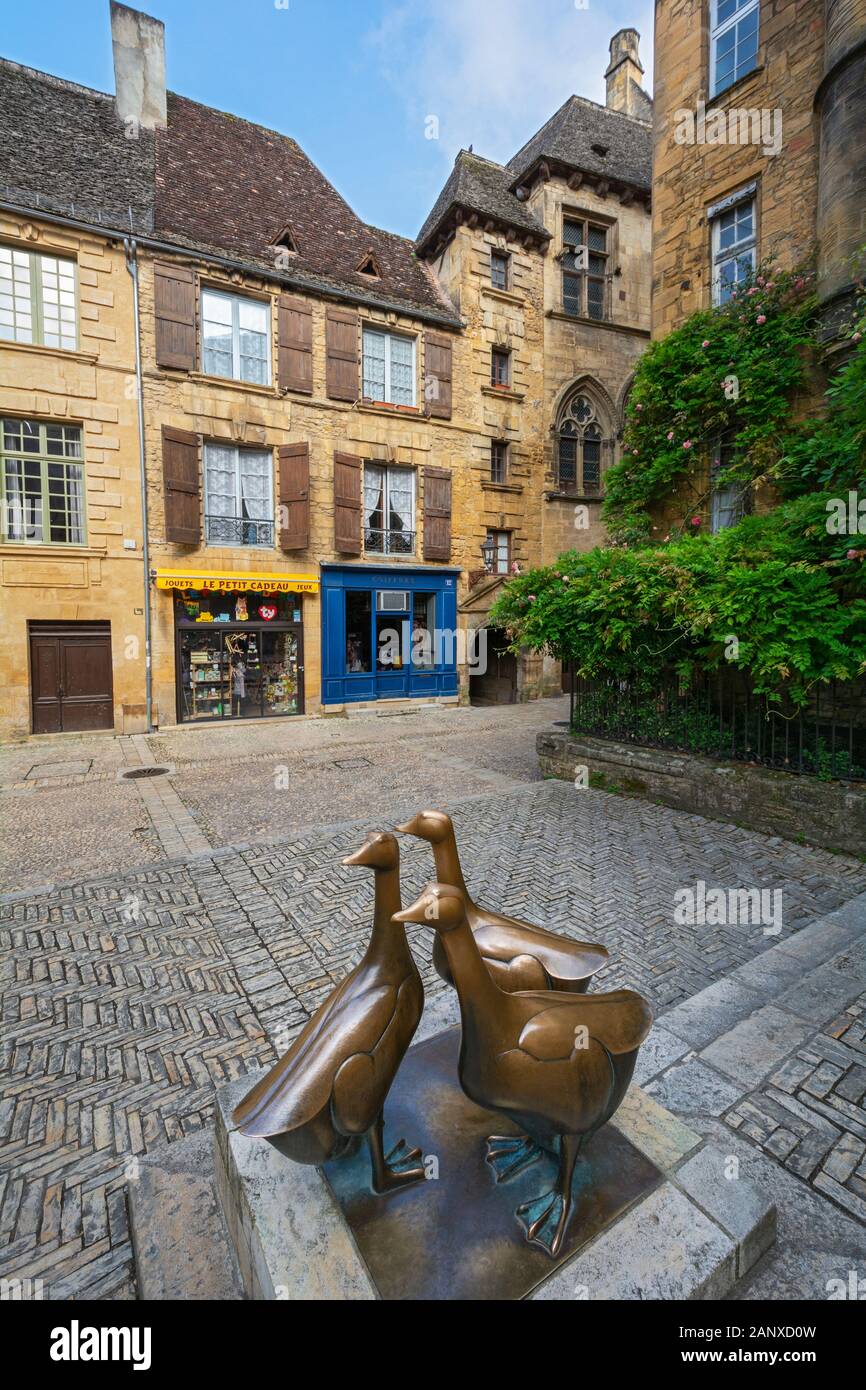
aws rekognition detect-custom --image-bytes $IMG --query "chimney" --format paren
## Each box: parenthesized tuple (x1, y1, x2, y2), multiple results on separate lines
(111, 2, 167, 130)
(604, 29, 651, 120)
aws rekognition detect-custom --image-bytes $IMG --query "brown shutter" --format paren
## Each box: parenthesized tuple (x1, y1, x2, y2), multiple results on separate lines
(334, 452, 362, 553)
(325, 307, 359, 401)
(278, 443, 310, 550)
(424, 331, 453, 418)
(154, 262, 196, 371)
(162, 425, 200, 545)
(278, 295, 313, 394)
(423, 466, 452, 561)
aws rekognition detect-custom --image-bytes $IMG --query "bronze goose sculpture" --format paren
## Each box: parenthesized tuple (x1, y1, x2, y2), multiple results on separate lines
(394, 883, 652, 1257)
(397, 809, 608, 994)
(232, 831, 425, 1193)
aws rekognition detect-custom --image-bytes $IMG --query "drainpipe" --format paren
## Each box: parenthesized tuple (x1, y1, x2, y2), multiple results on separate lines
(124, 237, 153, 733)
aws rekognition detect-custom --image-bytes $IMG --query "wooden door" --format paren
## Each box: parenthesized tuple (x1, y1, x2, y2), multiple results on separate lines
(29, 622, 114, 733)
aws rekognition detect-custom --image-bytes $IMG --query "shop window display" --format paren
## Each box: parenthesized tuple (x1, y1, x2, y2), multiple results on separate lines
(175, 590, 302, 721)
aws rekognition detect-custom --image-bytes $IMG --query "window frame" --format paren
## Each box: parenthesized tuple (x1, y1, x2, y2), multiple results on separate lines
(490, 439, 509, 484)
(709, 0, 760, 99)
(363, 461, 417, 556)
(561, 215, 609, 321)
(490, 250, 511, 292)
(490, 347, 511, 388)
(1, 417, 87, 546)
(709, 439, 750, 532)
(710, 191, 757, 306)
(203, 441, 275, 548)
(0, 245, 79, 351)
(485, 528, 512, 575)
(555, 393, 607, 496)
(361, 327, 417, 407)
(200, 286, 272, 386)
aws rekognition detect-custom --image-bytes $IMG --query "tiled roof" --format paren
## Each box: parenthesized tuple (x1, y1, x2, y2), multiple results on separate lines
(0, 64, 459, 325)
(154, 94, 458, 323)
(507, 94, 651, 191)
(0, 59, 155, 233)
(416, 150, 547, 252)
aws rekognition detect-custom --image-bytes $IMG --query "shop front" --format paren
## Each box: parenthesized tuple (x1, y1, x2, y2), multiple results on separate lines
(154, 569, 318, 724)
(320, 563, 460, 705)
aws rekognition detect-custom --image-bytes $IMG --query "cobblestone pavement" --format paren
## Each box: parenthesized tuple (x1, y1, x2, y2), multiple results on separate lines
(0, 701, 557, 893)
(2, 748, 866, 1300)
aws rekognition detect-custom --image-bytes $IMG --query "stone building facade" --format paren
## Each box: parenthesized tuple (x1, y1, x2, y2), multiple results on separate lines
(0, 3, 652, 735)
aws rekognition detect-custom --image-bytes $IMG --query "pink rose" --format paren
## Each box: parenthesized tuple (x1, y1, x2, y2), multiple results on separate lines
(690, 515, 701, 526)
(635, 403, 643, 411)
(667, 430, 674, 441)
(683, 440, 692, 450)
(757, 277, 765, 287)
(756, 314, 766, 324)
(528, 594, 536, 602)
(847, 549, 860, 560)
(853, 332, 862, 343)
(702, 339, 710, 348)
(633, 448, 639, 455)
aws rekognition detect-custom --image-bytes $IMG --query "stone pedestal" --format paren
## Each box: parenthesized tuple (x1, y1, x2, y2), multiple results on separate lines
(213, 1025, 776, 1301)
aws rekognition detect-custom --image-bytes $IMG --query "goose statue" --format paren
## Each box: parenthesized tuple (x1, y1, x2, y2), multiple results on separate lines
(397, 809, 608, 994)
(232, 831, 425, 1193)
(394, 882, 652, 1256)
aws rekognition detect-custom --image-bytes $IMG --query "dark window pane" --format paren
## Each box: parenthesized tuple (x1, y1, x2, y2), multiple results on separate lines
(558, 436, 577, 490)
(346, 590, 372, 673)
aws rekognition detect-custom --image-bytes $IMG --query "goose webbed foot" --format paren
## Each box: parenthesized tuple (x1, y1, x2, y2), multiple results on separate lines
(367, 1115, 426, 1194)
(515, 1189, 572, 1257)
(485, 1133, 543, 1183)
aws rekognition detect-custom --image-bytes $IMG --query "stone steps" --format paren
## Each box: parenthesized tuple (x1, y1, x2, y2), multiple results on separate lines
(128, 1132, 244, 1301)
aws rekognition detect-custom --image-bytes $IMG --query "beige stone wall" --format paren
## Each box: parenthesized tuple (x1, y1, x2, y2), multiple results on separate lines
(0, 217, 146, 739)
(652, 0, 824, 339)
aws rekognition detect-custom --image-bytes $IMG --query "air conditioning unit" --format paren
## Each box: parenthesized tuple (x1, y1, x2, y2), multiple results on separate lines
(377, 590, 409, 612)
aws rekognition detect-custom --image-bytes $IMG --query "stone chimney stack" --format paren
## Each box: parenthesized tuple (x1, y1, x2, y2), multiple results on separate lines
(604, 28, 651, 120)
(111, 2, 167, 130)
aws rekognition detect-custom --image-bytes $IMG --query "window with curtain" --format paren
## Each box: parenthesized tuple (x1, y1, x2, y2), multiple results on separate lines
(201, 289, 270, 385)
(204, 444, 273, 546)
(362, 329, 416, 406)
(1, 417, 85, 544)
(0, 246, 77, 350)
(364, 463, 415, 554)
(555, 393, 607, 495)
(710, 0, 759, 98)
(485, 528, 511, 574)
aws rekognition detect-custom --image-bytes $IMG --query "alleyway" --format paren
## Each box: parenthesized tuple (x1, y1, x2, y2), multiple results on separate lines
(1, 698, 865, 1299)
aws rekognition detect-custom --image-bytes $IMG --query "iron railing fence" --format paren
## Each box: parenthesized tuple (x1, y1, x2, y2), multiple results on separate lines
(364, 527, 415, 555)
(565, 668, 866, 782)
(205, 515, 275, 547)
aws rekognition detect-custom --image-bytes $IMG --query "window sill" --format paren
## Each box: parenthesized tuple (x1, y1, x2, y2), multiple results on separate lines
(357, 400, 422, 418)
(481, 480, 523, 494)
(0, 339, 95, 365)
(481, 385, 524, 402)
(361, 551, 419, 563)
(544, 490, 604, 503)
(186, 371, 277, 397)
(0, 540, 100, 555)
(481, 286, 524, 307)
(546, 310, 650, 338)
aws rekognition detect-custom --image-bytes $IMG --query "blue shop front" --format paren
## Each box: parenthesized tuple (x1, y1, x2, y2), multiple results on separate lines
(321, 564, 461, 704)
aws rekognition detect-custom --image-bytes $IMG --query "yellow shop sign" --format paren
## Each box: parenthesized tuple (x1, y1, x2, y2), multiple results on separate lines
(153, 568, 319, 595)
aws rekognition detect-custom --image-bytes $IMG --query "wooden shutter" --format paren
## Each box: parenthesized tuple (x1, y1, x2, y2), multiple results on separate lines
(423, 467, 452, 561)
(334, 452, 362, 553)
(278, 295, 313, 394)
(425, 331, 453, 418)
(162, 425, 200, 545)
(325, 307, 359, 401)
(154, 262, 196, 371)
(278, 443, 310, 550)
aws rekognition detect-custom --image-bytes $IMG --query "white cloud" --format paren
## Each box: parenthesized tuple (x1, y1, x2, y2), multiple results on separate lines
(366, 0, 654, 172)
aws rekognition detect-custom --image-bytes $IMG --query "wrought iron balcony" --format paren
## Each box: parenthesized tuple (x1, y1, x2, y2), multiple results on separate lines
(205, 515, 275, 547)
(364, 527, 415, 555)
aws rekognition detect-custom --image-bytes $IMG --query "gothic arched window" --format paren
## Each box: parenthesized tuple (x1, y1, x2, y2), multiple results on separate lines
(556, 392, 608, 495)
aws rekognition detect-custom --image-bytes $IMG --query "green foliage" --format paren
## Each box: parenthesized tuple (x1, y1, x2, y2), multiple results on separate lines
(603, 262, 817, 545)
(489, 256, 866, 707)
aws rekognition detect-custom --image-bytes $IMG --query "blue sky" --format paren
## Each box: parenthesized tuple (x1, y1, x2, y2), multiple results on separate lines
(3, 0, 654, 239)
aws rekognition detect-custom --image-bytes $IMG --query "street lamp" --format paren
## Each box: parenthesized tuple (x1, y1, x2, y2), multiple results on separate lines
(481, 537, 496, 572)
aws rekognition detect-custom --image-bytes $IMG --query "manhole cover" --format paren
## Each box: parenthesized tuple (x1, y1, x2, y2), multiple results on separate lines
(120, 765, 172, 779)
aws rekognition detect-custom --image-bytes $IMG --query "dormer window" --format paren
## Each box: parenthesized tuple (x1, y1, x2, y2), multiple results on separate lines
(356, 251, 381, 279)
(270, 224, 298, 256)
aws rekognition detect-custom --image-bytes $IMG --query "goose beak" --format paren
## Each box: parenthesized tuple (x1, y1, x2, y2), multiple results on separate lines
(392, 896, 433, 925)
(342, 844, 373, 867)
(395, 815, 422, 836)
